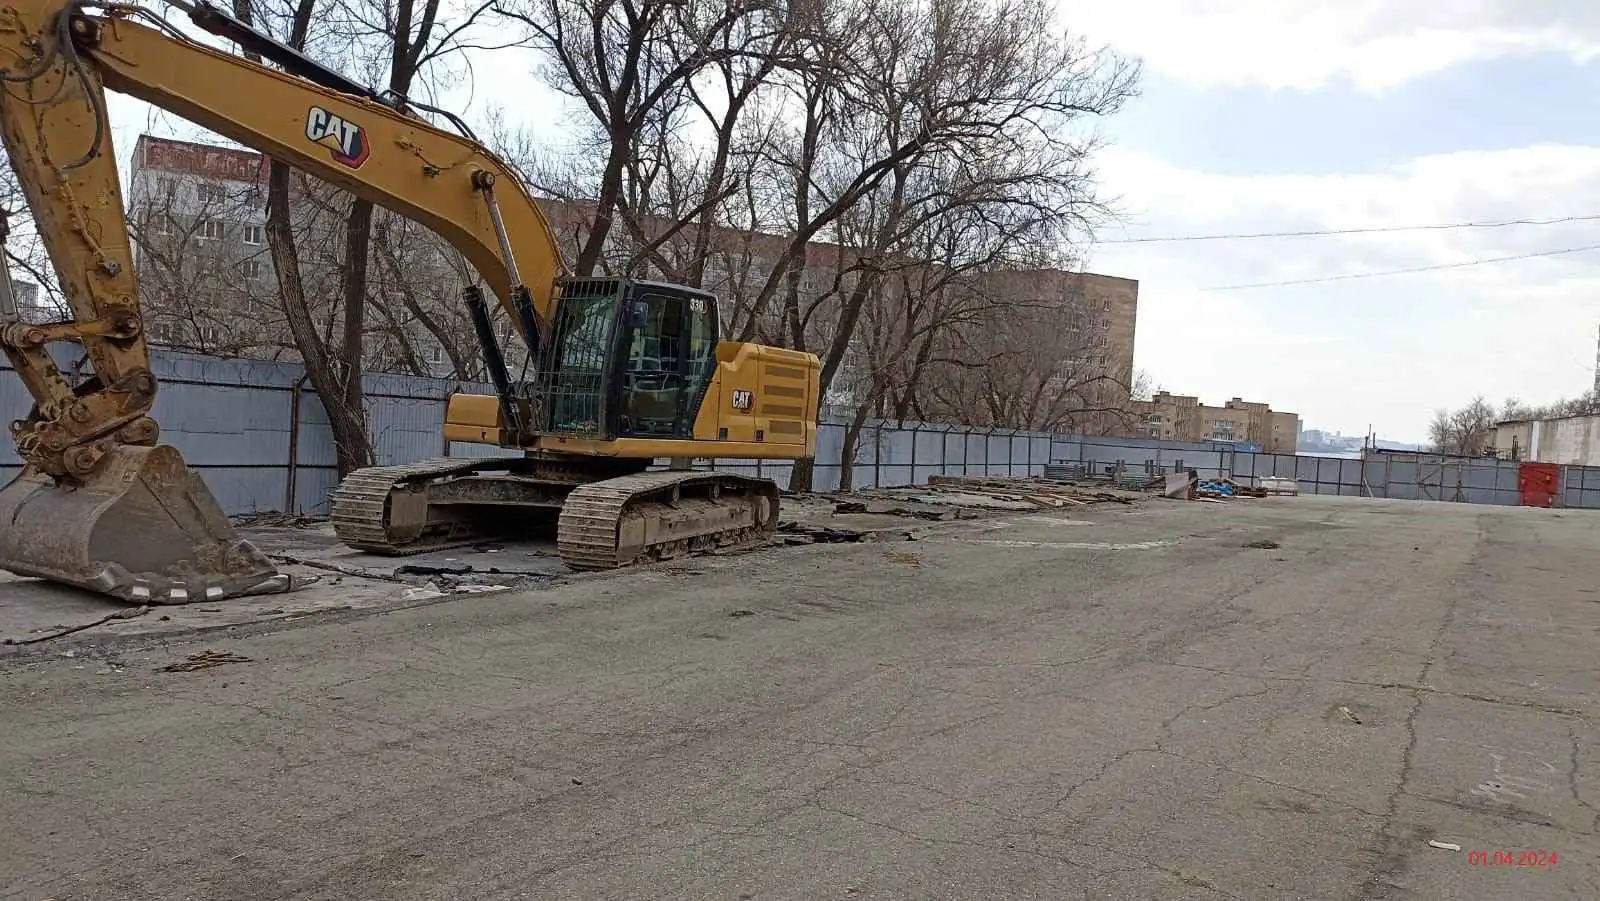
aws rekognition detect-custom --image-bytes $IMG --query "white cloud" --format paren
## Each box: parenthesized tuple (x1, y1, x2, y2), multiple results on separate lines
(1062, 0, 1600, 92)
(1086, 144, 1600, 442)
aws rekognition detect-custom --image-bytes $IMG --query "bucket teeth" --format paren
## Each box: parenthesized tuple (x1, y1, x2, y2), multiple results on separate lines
(0, 445, 286, 604)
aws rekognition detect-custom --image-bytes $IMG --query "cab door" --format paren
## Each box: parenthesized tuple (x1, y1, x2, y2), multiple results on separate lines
(613, 286, 718, 439)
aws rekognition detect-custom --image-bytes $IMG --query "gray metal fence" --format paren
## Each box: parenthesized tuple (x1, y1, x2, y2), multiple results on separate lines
(6, 347, 1598, 513)
(1, 348, 494, 513)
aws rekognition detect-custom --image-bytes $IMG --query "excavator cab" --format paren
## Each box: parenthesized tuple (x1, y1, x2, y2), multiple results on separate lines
(534, 278, 719, 442)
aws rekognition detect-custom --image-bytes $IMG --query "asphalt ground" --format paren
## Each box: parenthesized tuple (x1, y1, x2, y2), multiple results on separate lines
(1, 493, 1595, 900)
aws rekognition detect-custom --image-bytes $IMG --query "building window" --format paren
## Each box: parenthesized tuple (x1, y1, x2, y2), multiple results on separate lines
(198, 182, 226, 204)
(243, 224, 264, 245)
(241, 259, 262, 279)
(431, 345, 443, 363)
(157, 176, 176, 198)
(200, 219, 224, 240)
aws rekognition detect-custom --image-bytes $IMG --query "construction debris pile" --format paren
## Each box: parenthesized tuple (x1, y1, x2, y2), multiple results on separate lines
(774, 474, 1147, 546)
(923, 474, 1138, 507)
(1197, 478, 1269, 499)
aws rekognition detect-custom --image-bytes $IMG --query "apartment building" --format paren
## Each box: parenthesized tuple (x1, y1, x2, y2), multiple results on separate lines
(1133, 391, 1300, 453)
(126, 135, 273, 350)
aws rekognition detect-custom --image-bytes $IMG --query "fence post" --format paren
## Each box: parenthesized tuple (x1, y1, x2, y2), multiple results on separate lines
(909, 424, 918, 487)
(284, 371, 309, 514)
(874, 419, 884, 489)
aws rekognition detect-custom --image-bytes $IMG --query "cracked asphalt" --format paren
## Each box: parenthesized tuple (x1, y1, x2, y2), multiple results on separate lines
(1, 493, 1596, 900)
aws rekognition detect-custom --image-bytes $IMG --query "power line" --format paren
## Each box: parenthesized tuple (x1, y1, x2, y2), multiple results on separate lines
(1101, 214, 1600, 244)
(1199, 242, 1600, 292)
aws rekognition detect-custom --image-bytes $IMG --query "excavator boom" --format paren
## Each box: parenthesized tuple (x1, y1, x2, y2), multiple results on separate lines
(0, 0, 563, 601)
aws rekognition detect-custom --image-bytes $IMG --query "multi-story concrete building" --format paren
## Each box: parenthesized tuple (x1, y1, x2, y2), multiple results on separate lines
(126, 135, 272, 350)
(1133, 391, 1300, 453)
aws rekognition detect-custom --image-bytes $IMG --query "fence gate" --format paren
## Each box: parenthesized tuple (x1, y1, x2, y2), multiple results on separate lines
(1518, 462, 1559, 508)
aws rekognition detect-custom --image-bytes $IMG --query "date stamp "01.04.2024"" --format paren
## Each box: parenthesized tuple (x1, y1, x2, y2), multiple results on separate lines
(1467, 850, 1559, 868)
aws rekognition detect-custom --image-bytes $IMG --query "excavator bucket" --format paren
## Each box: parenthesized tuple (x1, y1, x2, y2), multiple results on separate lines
(0, 444, 289, 604)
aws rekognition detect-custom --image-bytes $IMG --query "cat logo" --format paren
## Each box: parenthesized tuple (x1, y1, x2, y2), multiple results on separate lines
(305, 106, 371, 169)
(731, 389, 753, 411)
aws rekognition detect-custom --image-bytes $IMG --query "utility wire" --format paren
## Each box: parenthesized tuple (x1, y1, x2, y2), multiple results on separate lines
(1199, 243, 1600, 292)
(1101, 214, 1600, 244)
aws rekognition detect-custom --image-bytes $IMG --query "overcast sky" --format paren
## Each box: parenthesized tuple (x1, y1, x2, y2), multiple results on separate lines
(106, 0, 1600, 444)
(1063, 1, 1600, 443)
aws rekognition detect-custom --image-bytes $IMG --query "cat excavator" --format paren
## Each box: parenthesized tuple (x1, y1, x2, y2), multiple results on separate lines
(0, 0, 820, 603)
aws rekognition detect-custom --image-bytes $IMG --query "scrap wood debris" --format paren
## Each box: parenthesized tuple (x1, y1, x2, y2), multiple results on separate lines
(832, 500, 958, 520)
(925, 474, 1134, 506)
(159, 649, 253, 672)
(229, 511, 326, 529)
(777, 522, 869, 544)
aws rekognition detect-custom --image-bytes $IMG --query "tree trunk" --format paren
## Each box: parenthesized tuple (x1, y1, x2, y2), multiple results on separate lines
(789, 456, 815, 493)
(238, 0, 373, 477)
(337, 196, 374, 474)
(838, 405, 874, 492)
(265, 162, 372, 476)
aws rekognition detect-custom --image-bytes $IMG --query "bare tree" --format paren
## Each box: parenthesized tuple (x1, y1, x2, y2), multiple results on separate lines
(225, 0, 510, 474)
(920, 289, 1131, 433)
(491, 0, 772, 275)
(127, 175, 285, 357)
(1428, 395, 1498, 457)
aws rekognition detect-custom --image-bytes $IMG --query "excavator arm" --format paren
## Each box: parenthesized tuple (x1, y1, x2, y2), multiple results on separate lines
(0, 0, 564, 601)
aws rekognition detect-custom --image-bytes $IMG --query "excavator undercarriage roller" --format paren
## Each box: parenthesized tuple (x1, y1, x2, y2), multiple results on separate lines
(0, 444, 289, 603)
(329, 459, 780, 571)
(557, 470, 779, 570)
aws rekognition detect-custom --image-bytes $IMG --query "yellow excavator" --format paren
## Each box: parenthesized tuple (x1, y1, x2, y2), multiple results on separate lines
(0, 0, 820, 603)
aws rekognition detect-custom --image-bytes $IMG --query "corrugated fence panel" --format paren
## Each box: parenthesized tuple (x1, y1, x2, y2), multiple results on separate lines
(21, 349, 1600, 512)
(910, 425, 951, 483)
(878, 426, 915, 487)
(1050, 437, 1081, 465)
(1027, 435, 1052, 477)
(965, 431, 989, 476)
(941, 430, 969, 478)
(983, 433, 1011, 476)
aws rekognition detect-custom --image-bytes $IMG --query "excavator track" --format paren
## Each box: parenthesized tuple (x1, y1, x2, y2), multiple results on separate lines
(330, 457, 533, 555)
(557, 470, 780, 571)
